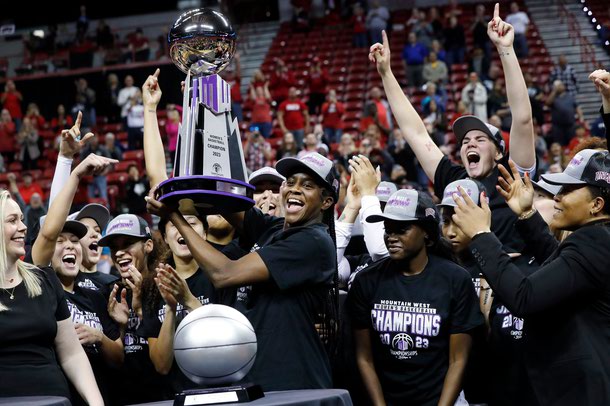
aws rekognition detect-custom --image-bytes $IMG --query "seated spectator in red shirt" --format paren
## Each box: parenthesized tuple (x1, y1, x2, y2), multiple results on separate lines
(222, 53, 243, 122)
(0, 109, 16, 159)
(18, 172, 44, 205)
(306, 58, 329, 115)
(50, 104, 74, 133)
(249, 84, 273, 139)
(123, 28, 150, 63)
(24, 103, 46, 130)
(321, 89, 345, 143)
(0, 80, 23, 129)
(351, 3, 367, 48)
(278, 87, 310, 148)
(269, 59, 296, 104)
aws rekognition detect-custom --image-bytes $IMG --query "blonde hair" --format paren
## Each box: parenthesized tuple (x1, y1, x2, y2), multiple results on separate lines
(0, 190, 41, 311)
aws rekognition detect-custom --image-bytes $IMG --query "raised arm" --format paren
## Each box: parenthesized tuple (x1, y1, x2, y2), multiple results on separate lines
(488, 4, 535, 169)
(589, 69, 610, 141)
(371, 31, 444, 180)
(32, 154, 117, 266)
(142, 68, 169, 187)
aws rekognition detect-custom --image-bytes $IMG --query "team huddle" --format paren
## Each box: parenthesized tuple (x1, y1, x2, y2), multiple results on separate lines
(1, 5, 610, 406)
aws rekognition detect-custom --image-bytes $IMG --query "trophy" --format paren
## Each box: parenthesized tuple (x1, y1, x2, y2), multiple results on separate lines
(156, 8, 254, 214)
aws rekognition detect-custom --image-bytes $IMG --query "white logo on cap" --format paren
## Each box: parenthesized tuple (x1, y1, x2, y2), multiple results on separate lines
(108, 219, 135, 233)
(302, 154, 326, 167)
(569, 155, 585, 168)
(387, 196, 411, 207)
(595, 171, 610, 184)
(425, 208, 436, 218)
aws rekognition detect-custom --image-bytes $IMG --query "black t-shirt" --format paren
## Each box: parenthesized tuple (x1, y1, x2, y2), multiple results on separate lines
(470, 223, 610, 405)
(141, 268, 234, 393)
(235, 208, 336, 391)
(75, 270, 119, 300)
(0, 267, 71, 398)
(434, 155, 536, 253)
(347, 255, 484, 406)
(64, 286, 121, 405)
(346, 253, 373, 291)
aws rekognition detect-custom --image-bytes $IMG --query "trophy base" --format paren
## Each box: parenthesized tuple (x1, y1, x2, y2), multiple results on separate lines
(173, 384, 264, 406)
(156, 176, 255, 215)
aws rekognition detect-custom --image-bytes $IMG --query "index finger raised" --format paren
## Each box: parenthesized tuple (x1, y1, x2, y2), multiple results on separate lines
(493, 3, 500, 19)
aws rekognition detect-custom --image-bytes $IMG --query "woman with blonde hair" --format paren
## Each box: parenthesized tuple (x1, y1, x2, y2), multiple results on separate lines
(0, 188, 103, 404)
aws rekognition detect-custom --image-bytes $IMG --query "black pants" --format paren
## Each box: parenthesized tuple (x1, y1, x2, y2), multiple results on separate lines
(308, 92, 326, 115)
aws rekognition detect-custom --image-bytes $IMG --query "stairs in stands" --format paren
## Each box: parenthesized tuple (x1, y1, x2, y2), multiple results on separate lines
(235, 21, 280, 96)
(526, 0, 610, 121)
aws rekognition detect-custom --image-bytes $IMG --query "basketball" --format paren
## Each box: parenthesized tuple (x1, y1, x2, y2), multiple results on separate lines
(173, 304, 257, 386)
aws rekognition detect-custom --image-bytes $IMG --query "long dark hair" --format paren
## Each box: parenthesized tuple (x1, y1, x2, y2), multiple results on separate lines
(141, 231, 170, 316)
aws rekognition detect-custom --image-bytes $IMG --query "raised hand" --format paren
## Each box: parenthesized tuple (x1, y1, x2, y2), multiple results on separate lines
(349, 155, 381, 196)
(142, 68, 162, 108)
(154, 263, 199, 311)
(107, 284, 129, 327)
(369, 30, 392, 76)
(145, 186, 176, 218)
(345, 175, 362, 212)
(59, 111, 94, 158)
(589, 69, 610, 100)
(72, 153, 118, 179)
(451, 186, 492, 239)
(496, 160, 534, 216)
(487, 3, 515, 49)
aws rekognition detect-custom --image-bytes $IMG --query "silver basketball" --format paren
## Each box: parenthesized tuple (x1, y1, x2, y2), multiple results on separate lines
(174, 304, 257, 385)
(168, 8, 237, 76)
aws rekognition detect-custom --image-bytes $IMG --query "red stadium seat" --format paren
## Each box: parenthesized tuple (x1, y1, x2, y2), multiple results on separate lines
(115, 160, 137, 173)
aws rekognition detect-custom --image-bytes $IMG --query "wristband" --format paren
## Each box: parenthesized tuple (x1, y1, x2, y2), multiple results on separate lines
(473, 230, 491, 239)
(518, 208, 537, 220)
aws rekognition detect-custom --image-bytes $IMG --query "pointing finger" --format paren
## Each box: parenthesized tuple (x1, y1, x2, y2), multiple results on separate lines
(75, 111, 82, 129)
(494, 3, 500, 19)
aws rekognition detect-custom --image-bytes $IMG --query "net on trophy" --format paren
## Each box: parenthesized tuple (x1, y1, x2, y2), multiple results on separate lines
(156, 8, 255, 215)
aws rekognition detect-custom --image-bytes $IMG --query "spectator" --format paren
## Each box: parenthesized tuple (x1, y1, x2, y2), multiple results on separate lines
(118, 75, 138, 121)
(222, 53, 242, 122)
(278, 87, 310, 148)
(567, 125, 589, 152)
(488, 114, 511, 152)
(306, 58, 329, 116)
(268, 59, 296, 104)
(80, 135, 111, 202)
(402, 32, 428, 88)
(0, 109, 16, 162)
(471, 4, 491, 58)
(546, 80, 584, 146)
(367, 87, 392, 130)
(0, 80, 23, 129)
(24, 103, 45, 130)
(468, 47, 490, 80)
(387, 128, 417, 182)
(413, 14, 434, 49)
(366, 0, 389, 45)
(406, 8, 421, 28)
(23, 192, 46, 237)
(96, 20, 114, 49)
(125, 28, 150, 62)
(250, 69, 267, 92)
(76, 5, 89, 38)
(351, 4, 367, 48)
(249, 84, 273, 139)
(297, 132, 327, 158)
(18, 171, 44, 205)
(73, 78, 96, 130)
(16, 118, 41, 170)
(550, 54, 579, 97)
(50, 104, 73, 133)
(430, 39, 447, 63)
(244, 128, 273, 172)
(165, 107, 180, 161)
(291, 0, 311, 32)
(276, 131, 299, 160)
(334, 132, 356, 168)
(443, 16, 466, 67)
(321, 89, 345, 144)
(422, 51, 448, 86)
(421, 82, 445, 115)
(487, 78, 510, 118)
(428, 7, 444, 40)
(103, 132, 123, 161)
(126, 89, 145, 150)
(125, 164, 150, 220)
(590, 114, 606, 138)
(505, 2, 529, 58)
(100, 73, 121, 123)
(460, 72, 488, 121)
(423, 99, 447, 146)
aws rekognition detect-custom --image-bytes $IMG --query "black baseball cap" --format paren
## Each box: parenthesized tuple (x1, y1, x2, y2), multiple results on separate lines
(275, 152, 339, 200)
(453, 115, 505, 155)
(542, 149, 610, 188)
(68, 203, 111, 231)
(39, 215, 88, 240)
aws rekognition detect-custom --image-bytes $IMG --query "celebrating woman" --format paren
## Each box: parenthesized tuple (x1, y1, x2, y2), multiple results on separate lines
(451, 149, 610, 405)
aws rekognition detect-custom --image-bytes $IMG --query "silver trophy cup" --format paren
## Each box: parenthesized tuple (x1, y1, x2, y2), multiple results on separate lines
(156, 8, 254, 214)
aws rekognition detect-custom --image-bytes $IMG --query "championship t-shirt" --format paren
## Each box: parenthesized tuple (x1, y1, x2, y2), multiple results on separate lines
(0, 267, 71, 398)
(235, 208, 336, 391)
(75, 270, 119, 300)
(64, 286, 121, 405)
(140, 268, 235, 393)
(347, 255, 484, 405)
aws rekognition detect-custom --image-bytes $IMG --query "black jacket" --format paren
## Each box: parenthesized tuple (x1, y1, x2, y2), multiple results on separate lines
(469, 216, 610, 406)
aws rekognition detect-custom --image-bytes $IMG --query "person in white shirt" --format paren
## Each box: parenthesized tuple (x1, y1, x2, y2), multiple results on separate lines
(505, 2, 529, 57)
(461, 72, 488, 121)
(126, 89, 144, 150)
(117, 75, 138, 120)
